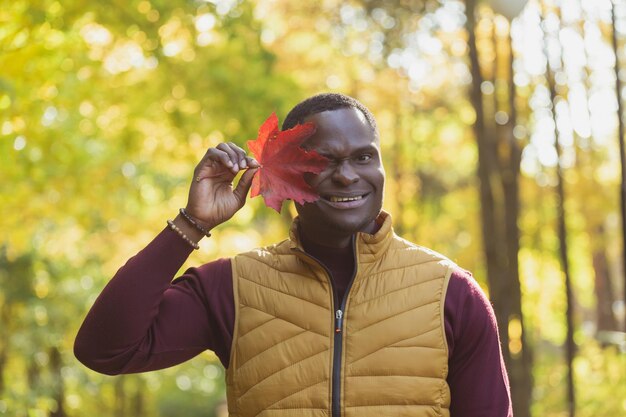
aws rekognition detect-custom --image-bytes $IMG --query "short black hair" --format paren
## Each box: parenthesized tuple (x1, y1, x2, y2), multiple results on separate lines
(282, 93, 378, 135)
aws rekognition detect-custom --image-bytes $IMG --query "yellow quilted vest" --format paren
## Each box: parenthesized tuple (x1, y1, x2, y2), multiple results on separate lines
(227, 212, 453, 417)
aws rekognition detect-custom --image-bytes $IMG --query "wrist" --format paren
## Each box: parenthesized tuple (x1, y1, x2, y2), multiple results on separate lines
(180, 208, 214, 236)
(171, 215, 205, 244)
(184, 206, 218, 231)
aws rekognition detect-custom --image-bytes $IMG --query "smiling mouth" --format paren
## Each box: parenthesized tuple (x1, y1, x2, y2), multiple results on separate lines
(327, 195, 364, 202)
(321, 193, 370, 208)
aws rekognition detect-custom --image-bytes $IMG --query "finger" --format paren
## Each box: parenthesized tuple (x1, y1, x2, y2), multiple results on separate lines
(227, 142, 248, 169)
(204, 148, 234, 169)
(233, 168, 258, 204)
(194, 150, 236, 183)
(216, 143, 240, 172)
(246, 156, 260, 168)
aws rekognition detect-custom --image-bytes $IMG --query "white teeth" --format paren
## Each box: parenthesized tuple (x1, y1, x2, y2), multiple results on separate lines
(329, 195, 363, 202)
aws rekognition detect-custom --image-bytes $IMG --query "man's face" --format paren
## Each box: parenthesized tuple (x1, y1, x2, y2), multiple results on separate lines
(295, 107, 385, 237)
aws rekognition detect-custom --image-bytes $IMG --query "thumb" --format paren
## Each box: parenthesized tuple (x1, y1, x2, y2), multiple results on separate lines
(233, 167, 258, 203)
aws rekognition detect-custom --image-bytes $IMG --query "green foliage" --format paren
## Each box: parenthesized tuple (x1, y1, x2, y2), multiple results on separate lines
(1, 0, 300, 415)
(532, 341, 626, 417)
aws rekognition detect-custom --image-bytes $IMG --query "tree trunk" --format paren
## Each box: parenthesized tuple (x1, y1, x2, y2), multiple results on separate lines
(0, 345, 5, 395)
(0, 304, 11, 395)
(132, 376, 145, 416)
(541, 5, 576, 415)
(392, 100, 406, 236)
(574, 0, 620, 339)
(115, 376, 126, 417)
(592, 226, 619, 333)
(610, 0, 626, 333)
(500, 29, 533, 417)
(27, 361, 40, 390)
(465, 1, 504, 338)
(464, 2, 533, 415)
(553, 104, 576, 417)
(49, 347, 66, 417)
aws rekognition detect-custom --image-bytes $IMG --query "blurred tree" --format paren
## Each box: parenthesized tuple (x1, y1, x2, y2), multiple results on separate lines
(610, 0, 626, 333)
(464, 2, 532, 415)
(0, 247, 35, 396)
(540, 3, 576, 416)
(569, 0, 619, 336)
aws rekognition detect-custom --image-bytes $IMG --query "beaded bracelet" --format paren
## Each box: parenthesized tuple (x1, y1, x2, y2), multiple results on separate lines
(167, 219, 200, 250)
(179, 208, 212, 237)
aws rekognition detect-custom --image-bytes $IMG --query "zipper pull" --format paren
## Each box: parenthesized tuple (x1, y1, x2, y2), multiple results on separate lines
(335, 309, 343, 333)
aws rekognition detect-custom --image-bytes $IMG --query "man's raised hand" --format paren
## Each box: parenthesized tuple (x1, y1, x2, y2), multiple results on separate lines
(184, 142, 259, 233)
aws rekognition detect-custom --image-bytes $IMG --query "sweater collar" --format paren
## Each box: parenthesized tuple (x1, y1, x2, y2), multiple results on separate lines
(288, 211, 394, 263)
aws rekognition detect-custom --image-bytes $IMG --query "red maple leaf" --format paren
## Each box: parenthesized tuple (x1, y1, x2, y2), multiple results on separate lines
(247, 112, 328, 212)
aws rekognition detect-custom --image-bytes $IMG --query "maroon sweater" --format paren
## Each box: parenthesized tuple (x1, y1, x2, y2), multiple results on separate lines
(75, 226, 512, 417)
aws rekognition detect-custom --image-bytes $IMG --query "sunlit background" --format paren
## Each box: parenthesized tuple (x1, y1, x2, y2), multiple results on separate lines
(1, 0, 625, 416)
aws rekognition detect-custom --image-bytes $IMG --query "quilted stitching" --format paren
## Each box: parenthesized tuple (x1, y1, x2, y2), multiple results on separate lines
(227, 214, 451, 417)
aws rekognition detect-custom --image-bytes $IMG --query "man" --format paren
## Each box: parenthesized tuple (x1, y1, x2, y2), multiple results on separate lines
(75, 93, 512, 416)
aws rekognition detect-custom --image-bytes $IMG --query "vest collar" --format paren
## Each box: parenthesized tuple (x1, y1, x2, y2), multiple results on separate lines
(288, 211, 394, 263)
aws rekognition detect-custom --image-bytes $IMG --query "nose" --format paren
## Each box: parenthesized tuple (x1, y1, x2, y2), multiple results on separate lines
(331, 161, 359, 186)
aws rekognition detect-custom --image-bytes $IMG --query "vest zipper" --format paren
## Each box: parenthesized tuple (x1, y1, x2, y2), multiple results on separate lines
(335, 310, 343, 333)
(331, 236, 359, 417)
(332, 304, 344, 417)
(293, 235, 359, 417)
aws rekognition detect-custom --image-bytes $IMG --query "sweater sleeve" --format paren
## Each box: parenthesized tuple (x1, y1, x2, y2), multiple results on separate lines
(444, 268, 513, 417)
(73, 227, 235, 374)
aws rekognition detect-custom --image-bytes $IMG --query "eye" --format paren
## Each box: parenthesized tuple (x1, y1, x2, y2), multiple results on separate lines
(356, 154, 372, 163)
